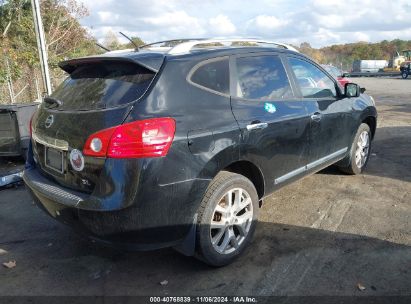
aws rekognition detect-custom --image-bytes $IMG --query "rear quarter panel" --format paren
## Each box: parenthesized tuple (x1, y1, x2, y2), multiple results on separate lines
(123, 56, 241, 236)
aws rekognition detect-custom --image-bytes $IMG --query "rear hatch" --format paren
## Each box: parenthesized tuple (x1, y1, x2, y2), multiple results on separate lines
(31, 54, 163, 193)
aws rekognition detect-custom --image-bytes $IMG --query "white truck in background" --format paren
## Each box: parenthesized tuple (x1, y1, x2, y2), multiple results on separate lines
(352, 60, 388, 73)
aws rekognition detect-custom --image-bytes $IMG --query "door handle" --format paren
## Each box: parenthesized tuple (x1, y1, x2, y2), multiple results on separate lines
(310, 113, 322, 122)
(246, 122, 268, 131)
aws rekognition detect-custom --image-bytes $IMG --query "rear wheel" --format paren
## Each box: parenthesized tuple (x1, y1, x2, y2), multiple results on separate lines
(402, 71, 408, 79)
(338, 123, 371, 175)
(195, 171, 259, 266)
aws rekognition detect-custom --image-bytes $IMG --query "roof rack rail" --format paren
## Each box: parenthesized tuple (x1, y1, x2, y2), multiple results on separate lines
(166, 38, 299, 54)
(140, 38, 207, 49)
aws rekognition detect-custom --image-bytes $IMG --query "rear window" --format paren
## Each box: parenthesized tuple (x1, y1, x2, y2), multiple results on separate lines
(49, 61, 155, 111)
(189, 58, 229, 95)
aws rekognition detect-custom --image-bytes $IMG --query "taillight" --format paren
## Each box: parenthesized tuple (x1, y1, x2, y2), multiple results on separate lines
(83, 118, 176, 158)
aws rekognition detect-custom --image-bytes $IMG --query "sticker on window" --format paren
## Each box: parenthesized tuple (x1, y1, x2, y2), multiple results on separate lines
(264, 103, 277, 113)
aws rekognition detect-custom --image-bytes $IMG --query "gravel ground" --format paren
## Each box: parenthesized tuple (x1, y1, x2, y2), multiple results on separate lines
(0, 77, 410, 298)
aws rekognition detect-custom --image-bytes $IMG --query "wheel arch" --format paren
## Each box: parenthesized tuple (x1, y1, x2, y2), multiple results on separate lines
(195, 145, 266, 200)
(224, 160, 265, 199)
(178, 154, 265, 256)
(362, 115, 376, 139)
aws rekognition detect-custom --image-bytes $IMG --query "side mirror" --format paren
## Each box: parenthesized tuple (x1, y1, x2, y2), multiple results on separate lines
(345, 83, 361, 97)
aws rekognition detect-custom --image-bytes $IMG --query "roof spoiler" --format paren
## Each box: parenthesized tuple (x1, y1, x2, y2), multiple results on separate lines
(59, 53, 165, 74)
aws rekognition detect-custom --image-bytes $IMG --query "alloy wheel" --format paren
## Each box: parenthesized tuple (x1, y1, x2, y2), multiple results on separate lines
(355, 130, 370, 168)
(210, 188, 253, 254)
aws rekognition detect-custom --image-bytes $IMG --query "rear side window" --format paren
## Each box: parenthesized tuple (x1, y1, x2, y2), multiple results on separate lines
(50, 61, 155, 111)
(289, 58, 337, 99)
(235, 55, 293, 100)
(190, 59, 229, 95)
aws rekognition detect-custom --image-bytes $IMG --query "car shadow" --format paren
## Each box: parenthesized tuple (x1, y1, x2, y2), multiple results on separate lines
(318, 126, 411, 183)
(0, 193, 410, 297)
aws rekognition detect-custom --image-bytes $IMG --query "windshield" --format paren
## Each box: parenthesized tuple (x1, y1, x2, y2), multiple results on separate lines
(49, 61, 155, 111)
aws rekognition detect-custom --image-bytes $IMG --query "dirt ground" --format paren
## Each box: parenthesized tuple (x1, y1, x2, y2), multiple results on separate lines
(0, 77, 410, 297)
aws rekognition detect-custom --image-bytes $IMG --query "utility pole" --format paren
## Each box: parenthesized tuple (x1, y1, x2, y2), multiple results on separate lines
(31, 0, 52, 96)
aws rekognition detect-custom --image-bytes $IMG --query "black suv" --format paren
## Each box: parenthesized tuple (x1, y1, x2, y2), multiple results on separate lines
(24, 39, 377, 266)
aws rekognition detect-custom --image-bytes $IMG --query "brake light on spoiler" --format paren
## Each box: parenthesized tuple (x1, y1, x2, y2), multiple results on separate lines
(83, 118, 176, 158)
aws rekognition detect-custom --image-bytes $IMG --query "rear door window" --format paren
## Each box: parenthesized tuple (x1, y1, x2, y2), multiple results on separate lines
(49, 61, 155, 111)
(288, 58, 337, 99)
(234, 55, 293, 100)
(189, 58, 229, 95)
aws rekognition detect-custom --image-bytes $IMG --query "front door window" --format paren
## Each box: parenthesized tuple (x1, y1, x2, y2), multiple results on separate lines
(288, 58, 337, 99)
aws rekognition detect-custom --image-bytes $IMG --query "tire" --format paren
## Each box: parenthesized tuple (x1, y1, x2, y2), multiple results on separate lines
(195, 171, 259, 267)
(338, 123, 371, 175)
(402, 71, 408, 79)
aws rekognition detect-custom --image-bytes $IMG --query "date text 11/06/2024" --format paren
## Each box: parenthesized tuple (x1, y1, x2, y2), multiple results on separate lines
(149, 296, 258, 303)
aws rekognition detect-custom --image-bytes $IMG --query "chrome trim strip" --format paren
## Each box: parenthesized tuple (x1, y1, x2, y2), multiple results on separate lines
(306, 147, 348, 171)
(274, 166, 306, 185)
(274, 147, 348, 185)
(32, 132, 69, 151)
(159, 178, 212, 187)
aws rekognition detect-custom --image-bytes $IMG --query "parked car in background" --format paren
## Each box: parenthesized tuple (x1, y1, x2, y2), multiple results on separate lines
(400, 62, 410, 79)
(321, 64, 351, 87)
(0, 103, 38, 159)
(23, 38, 377, 266)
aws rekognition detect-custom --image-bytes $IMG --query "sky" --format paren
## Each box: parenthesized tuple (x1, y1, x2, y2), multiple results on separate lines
(79, 0, 411, 48)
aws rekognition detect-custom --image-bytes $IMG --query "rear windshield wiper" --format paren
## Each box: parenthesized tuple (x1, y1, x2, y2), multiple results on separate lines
(44, 97, 63, 108)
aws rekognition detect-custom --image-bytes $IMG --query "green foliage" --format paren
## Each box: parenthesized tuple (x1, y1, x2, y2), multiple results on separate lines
(0, 0, 145, 95)
(0, 0, 34, 82)
(125, 36, 145, 49)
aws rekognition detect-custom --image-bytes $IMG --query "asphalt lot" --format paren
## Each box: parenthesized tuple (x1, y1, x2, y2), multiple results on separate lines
(0, 77, 410, 297)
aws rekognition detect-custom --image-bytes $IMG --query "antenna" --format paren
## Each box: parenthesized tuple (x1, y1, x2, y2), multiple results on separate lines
(96, 43, 111, 52)
(119, 32, 139, 51)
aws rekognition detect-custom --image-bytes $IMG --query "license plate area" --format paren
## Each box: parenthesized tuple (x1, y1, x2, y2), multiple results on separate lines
(44, 146, 64, 174)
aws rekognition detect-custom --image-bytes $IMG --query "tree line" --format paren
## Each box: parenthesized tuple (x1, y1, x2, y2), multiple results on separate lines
(298, 40, 411, 71)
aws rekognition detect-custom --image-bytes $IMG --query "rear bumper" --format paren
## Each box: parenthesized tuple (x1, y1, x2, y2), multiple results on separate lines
(26, 185, 187, 250)
(23, 167, 89, 207)
(23, 164, 209, 250)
